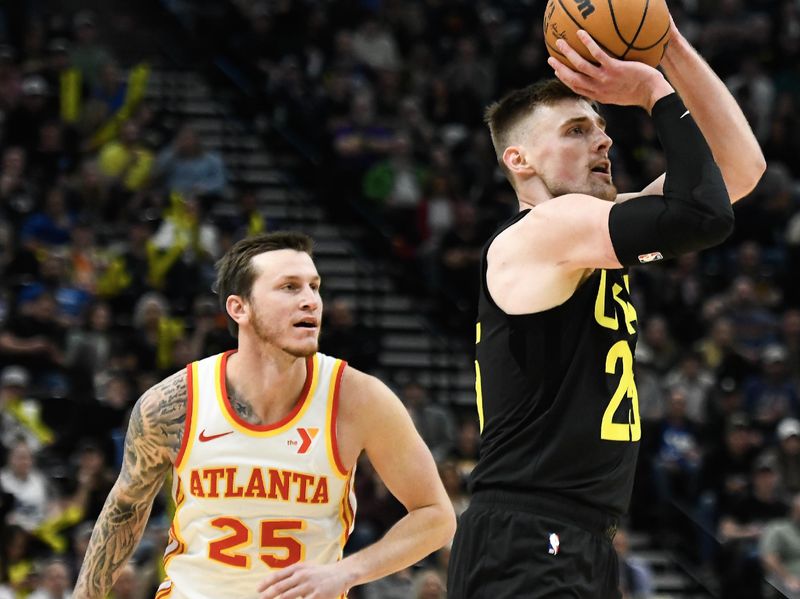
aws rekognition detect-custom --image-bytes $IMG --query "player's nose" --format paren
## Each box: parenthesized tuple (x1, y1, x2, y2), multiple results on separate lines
(595, 128, 613, 152)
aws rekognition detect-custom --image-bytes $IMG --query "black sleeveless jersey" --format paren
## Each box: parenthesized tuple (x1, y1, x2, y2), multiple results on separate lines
(469, 209, 641, 516)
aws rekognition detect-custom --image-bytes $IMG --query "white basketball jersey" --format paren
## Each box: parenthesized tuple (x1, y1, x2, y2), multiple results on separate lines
(156, 351, 355, 599)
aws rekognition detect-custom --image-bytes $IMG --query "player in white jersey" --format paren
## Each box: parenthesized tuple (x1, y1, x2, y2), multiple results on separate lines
(75, 232, 456, 599)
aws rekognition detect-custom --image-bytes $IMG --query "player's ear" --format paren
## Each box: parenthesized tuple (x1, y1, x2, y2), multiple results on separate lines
(502, 145, 536, 178)
(225, 295, 248, 328)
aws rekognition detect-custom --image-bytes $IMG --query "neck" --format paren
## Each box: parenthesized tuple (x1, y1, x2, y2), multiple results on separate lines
(516, 176, 554, 211)
(226, 336, 309, 425)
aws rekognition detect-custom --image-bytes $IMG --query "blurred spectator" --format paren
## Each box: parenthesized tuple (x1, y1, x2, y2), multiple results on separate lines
(651, 387, 702, 518)
(27, 559, 72, 599)
(780, 309, 800, 380)
(438, 460, 468, 518)
(763, 418, 800, 495)
(109, 563, 140, 599)
(450, 418, 480, 479)
(700, 413, 760, 519)
(351, 456, 405, 552)
(724, 276, 778, 354)
(2, 525, 36, 597)
(98, 121, 154, 193)
(636, 315, 679, 375)
(4, 75, 55, 154)
(437, 202, 483, 328)
(744, 344, 799, 432)
(0, 439, 51, 532)
(614, 528, 654, 599)
(320, 297, 380, 374)
(696, 316, 754, 383)
(69, 10, 114, 88)
(97, 218, 153, 317)
(70, 439, 115, 522)
(0, 146, 37, 231)
(188, 295, 233, 359)
(717, 456, 788, 598)
(66, 521, 93, 583)
(331, 90, 396, 195)
(664, 352, 715, 424)
(20, 186, 76, 250)
(362, 134, 428, 255)
(0, 366, 53, 452)
(351, 18, 400, 72)
(153, 125, 226, 201)
(761, 494, 800, 598)
(148, 195, 220, 311)
(360, 568, 412, 599)
(412, 568, 446, 599)
(0, 288, 66, 384)
(400, 382, 455, 462)
(726, 57, 776, 142)
(129, 292, 181, 372)
(443, 37, 495, 124)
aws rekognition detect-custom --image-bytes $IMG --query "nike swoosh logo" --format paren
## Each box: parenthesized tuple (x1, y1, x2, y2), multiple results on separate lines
(680, 110, 690, 119)
(198, 429, 234, 442)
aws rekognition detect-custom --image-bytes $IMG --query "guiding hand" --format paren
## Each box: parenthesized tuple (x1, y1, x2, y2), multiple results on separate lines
(547, 30, 673, 112)
(257, 562, 351, 599)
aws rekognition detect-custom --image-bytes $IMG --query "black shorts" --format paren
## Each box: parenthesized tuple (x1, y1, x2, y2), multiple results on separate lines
(447, 490, 622, 599)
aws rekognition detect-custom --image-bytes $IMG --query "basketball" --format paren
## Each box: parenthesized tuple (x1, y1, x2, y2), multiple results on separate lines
(543, 0, 671, 69)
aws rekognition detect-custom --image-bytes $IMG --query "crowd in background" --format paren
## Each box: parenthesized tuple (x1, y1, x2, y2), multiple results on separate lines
(0, 0, 797, 598)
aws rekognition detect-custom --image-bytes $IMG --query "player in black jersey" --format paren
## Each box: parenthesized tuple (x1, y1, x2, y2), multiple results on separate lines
(447, 21, 766, 599)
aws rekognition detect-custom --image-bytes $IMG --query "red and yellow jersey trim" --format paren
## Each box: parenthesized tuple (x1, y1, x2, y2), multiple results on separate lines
(215, 350, 319, 436)
(326, 360, 349, 479)
(174, 363, 198, 472)
(154, 579, 173, 599)
(338, 470, 355, 553)
(163, 476, 188, 570)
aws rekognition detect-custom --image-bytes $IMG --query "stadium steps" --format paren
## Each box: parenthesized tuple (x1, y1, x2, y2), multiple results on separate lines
(145, 67, 475, 403)
(628, 532, 714, 598)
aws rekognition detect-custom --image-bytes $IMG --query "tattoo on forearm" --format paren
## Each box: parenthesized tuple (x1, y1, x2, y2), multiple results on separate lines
(75, 370, 188, 599)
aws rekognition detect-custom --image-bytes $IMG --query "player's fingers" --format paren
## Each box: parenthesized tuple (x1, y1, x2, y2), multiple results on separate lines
(262, 575, 302, 599)
(554, 38, 600, 76)
(547, 57, 594, 93)
(575, 30, 613, 66)
(257, 565, 300, 592)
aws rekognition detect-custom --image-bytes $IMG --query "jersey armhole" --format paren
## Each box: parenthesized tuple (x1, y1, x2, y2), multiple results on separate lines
(173, 362, 197, 472)
(327, 360, 349, 478)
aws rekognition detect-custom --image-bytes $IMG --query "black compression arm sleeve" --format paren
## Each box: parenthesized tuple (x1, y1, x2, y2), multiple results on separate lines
(608, 93, 733, 266)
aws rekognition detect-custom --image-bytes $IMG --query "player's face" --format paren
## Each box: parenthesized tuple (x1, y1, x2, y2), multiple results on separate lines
(245, 250, 322, 358)
(526, 99, 616, 201)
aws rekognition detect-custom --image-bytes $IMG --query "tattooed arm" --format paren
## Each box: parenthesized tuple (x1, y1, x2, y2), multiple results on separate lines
(75, 370, 187, 599)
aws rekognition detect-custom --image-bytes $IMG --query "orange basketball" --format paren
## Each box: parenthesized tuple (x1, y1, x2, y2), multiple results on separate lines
(543, 0, 671, 69)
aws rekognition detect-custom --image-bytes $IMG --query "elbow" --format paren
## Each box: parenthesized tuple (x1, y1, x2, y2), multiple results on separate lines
(729, 154, 767, 201)
(703, 210, 735, 247)
(438, 502, 458, 548)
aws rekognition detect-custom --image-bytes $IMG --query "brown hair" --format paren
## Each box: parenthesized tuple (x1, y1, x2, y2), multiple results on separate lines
(485, 79, 587, 182)
(214, 231, 314, 336)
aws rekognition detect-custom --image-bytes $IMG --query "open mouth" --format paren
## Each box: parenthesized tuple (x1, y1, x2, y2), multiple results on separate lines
(590, 161, 611, 176)
(293, 320, 318, 329)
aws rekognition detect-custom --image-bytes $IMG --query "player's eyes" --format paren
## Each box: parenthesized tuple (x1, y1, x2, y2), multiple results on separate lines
(569, 126, 584, 135)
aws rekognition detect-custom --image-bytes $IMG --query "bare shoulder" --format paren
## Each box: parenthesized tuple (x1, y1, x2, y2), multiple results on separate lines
(127, 369, 188, 468)
(488, 195, 607, 314)
(337, 367, 407, 431)
(337, 366, 391, 415)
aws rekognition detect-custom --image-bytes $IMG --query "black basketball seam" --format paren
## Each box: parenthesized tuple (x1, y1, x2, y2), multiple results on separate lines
(621, 0, 650, 59)
(629, 20, 670, 51)
(555, 0, 624, 59)
(606, 0, 633, 46)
